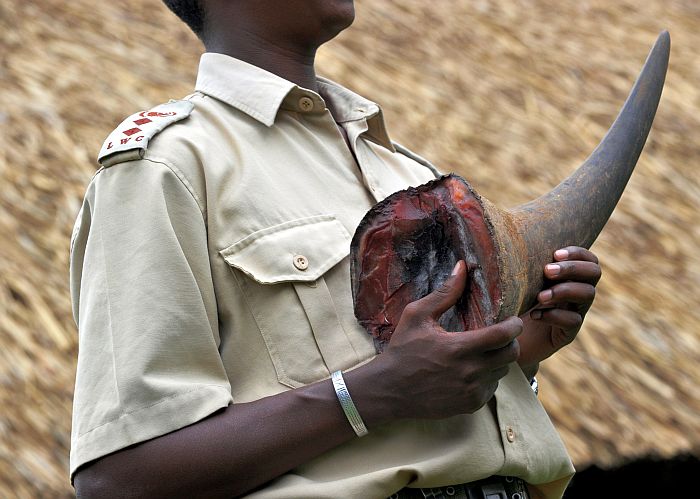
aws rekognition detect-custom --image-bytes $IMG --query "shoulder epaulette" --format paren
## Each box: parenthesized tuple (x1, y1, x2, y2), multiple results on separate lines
(98, 100, 194, 167)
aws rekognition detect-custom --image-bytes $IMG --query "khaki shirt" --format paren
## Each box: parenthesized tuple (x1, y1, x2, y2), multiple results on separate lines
(70, 53, 574, 498)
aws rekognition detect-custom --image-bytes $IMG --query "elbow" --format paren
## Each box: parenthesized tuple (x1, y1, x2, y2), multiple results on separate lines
(74, 466, 115, 499)
(73, 457, 201, 499)
(74, 461, 148, 499)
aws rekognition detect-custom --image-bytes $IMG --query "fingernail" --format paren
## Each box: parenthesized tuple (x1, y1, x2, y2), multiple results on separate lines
(546, 264, 560, 276)
(531, 310, 543, 320)
(451, 260, 463, 276)
(539, 290, 552, 302)
(554, 249, 569, 260)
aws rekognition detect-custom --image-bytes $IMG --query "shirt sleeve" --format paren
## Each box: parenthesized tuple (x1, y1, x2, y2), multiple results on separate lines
(68, 157, 232, 478)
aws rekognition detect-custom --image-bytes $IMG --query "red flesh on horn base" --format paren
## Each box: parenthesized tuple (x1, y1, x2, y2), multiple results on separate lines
(350, 175, 502, 352)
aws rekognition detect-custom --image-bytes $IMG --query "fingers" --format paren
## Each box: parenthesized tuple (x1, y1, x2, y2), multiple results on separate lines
(544, 260, 601, 285)
(404, 260, 467, 323)
(548, 246, 601, 284)
(531, 307, 583, 332)
(535, 247, 600, 334)
(484, 338, 521, 367)
(465, 316, 523, 353)
(533, 282, 595, 329)
(489, 365, 511, 380)
(554, 246, 599, 264)
(537, 281, 596, 308)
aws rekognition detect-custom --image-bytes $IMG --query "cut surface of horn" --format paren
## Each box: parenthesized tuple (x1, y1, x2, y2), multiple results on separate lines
(350, 32, 670, 350)
(350, 176, 502, 350)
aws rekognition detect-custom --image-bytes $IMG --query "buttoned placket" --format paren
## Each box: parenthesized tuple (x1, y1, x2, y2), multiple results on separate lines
(274, 92, 371, 373)
(293, 90, 387, 203)
(493, 381, 529, 477)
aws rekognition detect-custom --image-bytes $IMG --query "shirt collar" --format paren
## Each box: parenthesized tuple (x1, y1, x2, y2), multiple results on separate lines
(194, 52, 394, 150)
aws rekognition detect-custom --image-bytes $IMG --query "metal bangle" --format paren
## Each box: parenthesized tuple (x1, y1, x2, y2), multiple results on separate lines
(331, 370, 368, 437)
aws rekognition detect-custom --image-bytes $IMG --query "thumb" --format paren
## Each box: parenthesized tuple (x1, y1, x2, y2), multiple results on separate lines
(416, 260, 467, 321)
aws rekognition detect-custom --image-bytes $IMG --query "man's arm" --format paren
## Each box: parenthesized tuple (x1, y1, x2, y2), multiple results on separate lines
(75, 261, 523, 498)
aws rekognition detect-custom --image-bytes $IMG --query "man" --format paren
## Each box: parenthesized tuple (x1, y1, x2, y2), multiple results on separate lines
(69, 1, 600, 497)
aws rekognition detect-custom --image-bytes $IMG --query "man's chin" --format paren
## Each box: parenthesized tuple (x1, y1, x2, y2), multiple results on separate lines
(324, 1, 356, 39)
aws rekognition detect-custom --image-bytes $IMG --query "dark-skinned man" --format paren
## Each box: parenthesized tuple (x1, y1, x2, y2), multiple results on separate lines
(69, 1, 601, 497)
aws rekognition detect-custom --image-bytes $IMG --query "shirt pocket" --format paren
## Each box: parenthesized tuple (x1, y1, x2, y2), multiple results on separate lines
(219, 215, 363, 388)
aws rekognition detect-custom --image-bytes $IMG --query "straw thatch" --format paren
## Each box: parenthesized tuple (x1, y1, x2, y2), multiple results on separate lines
(1, 0, 698, 496)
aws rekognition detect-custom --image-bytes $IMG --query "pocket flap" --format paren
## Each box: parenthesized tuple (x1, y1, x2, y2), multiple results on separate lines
(220, 215, 351, 284)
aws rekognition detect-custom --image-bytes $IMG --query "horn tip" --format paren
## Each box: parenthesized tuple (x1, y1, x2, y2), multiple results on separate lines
(647, 31, 670, 69)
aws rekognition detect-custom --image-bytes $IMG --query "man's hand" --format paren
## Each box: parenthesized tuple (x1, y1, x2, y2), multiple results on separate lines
(517, 246, 601, 377)
(363, 260, 523, 421)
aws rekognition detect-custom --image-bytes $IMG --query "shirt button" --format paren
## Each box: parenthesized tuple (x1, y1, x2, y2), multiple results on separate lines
(298, 96, 314, 112)
(506, 426, 516, 442)
(293, 254, 309, 271)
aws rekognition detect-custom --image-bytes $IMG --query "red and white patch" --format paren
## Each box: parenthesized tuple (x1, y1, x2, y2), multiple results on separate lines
(98, 100, 194, 165)
(139, 111, 177, 118)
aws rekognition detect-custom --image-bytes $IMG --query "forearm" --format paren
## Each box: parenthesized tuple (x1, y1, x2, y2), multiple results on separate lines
(75, 363, 389, 498)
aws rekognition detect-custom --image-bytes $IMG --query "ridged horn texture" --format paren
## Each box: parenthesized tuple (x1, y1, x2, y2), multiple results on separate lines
(351, 32, 670, 352)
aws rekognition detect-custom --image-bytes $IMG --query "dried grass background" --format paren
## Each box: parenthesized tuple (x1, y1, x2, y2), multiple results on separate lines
(1, 0, 698, 496)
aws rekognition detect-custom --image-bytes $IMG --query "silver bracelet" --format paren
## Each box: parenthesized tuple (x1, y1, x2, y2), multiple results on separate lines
(331, 370, 368, 437)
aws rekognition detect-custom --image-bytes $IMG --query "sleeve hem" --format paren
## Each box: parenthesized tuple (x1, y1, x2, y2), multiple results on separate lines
(69, 384, 232, 479)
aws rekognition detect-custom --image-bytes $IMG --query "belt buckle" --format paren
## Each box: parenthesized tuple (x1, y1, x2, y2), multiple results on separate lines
(481, 482, 507, 499)
(480, 477, 526, 499)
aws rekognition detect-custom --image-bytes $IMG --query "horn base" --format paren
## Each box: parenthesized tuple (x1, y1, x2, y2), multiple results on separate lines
(483, 204, 531, 318)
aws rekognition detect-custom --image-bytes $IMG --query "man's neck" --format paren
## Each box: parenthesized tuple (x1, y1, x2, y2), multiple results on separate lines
(204, 27, 319, 92)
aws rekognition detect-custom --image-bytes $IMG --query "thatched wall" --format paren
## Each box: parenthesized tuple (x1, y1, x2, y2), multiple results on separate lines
(1, 0, 698, 496)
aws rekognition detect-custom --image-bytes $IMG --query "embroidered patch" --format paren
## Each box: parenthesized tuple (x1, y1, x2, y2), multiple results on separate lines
(97, 100, 194, 165)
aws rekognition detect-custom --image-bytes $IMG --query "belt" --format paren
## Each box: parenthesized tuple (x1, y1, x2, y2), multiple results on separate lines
(389, 476, 529, 499)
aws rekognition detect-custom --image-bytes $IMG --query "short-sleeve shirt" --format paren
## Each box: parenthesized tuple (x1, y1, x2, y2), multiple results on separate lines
(69, 52, 575, 498)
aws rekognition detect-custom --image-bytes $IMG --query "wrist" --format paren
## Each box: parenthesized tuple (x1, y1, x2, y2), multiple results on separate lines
(341, 357, 399, 428)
